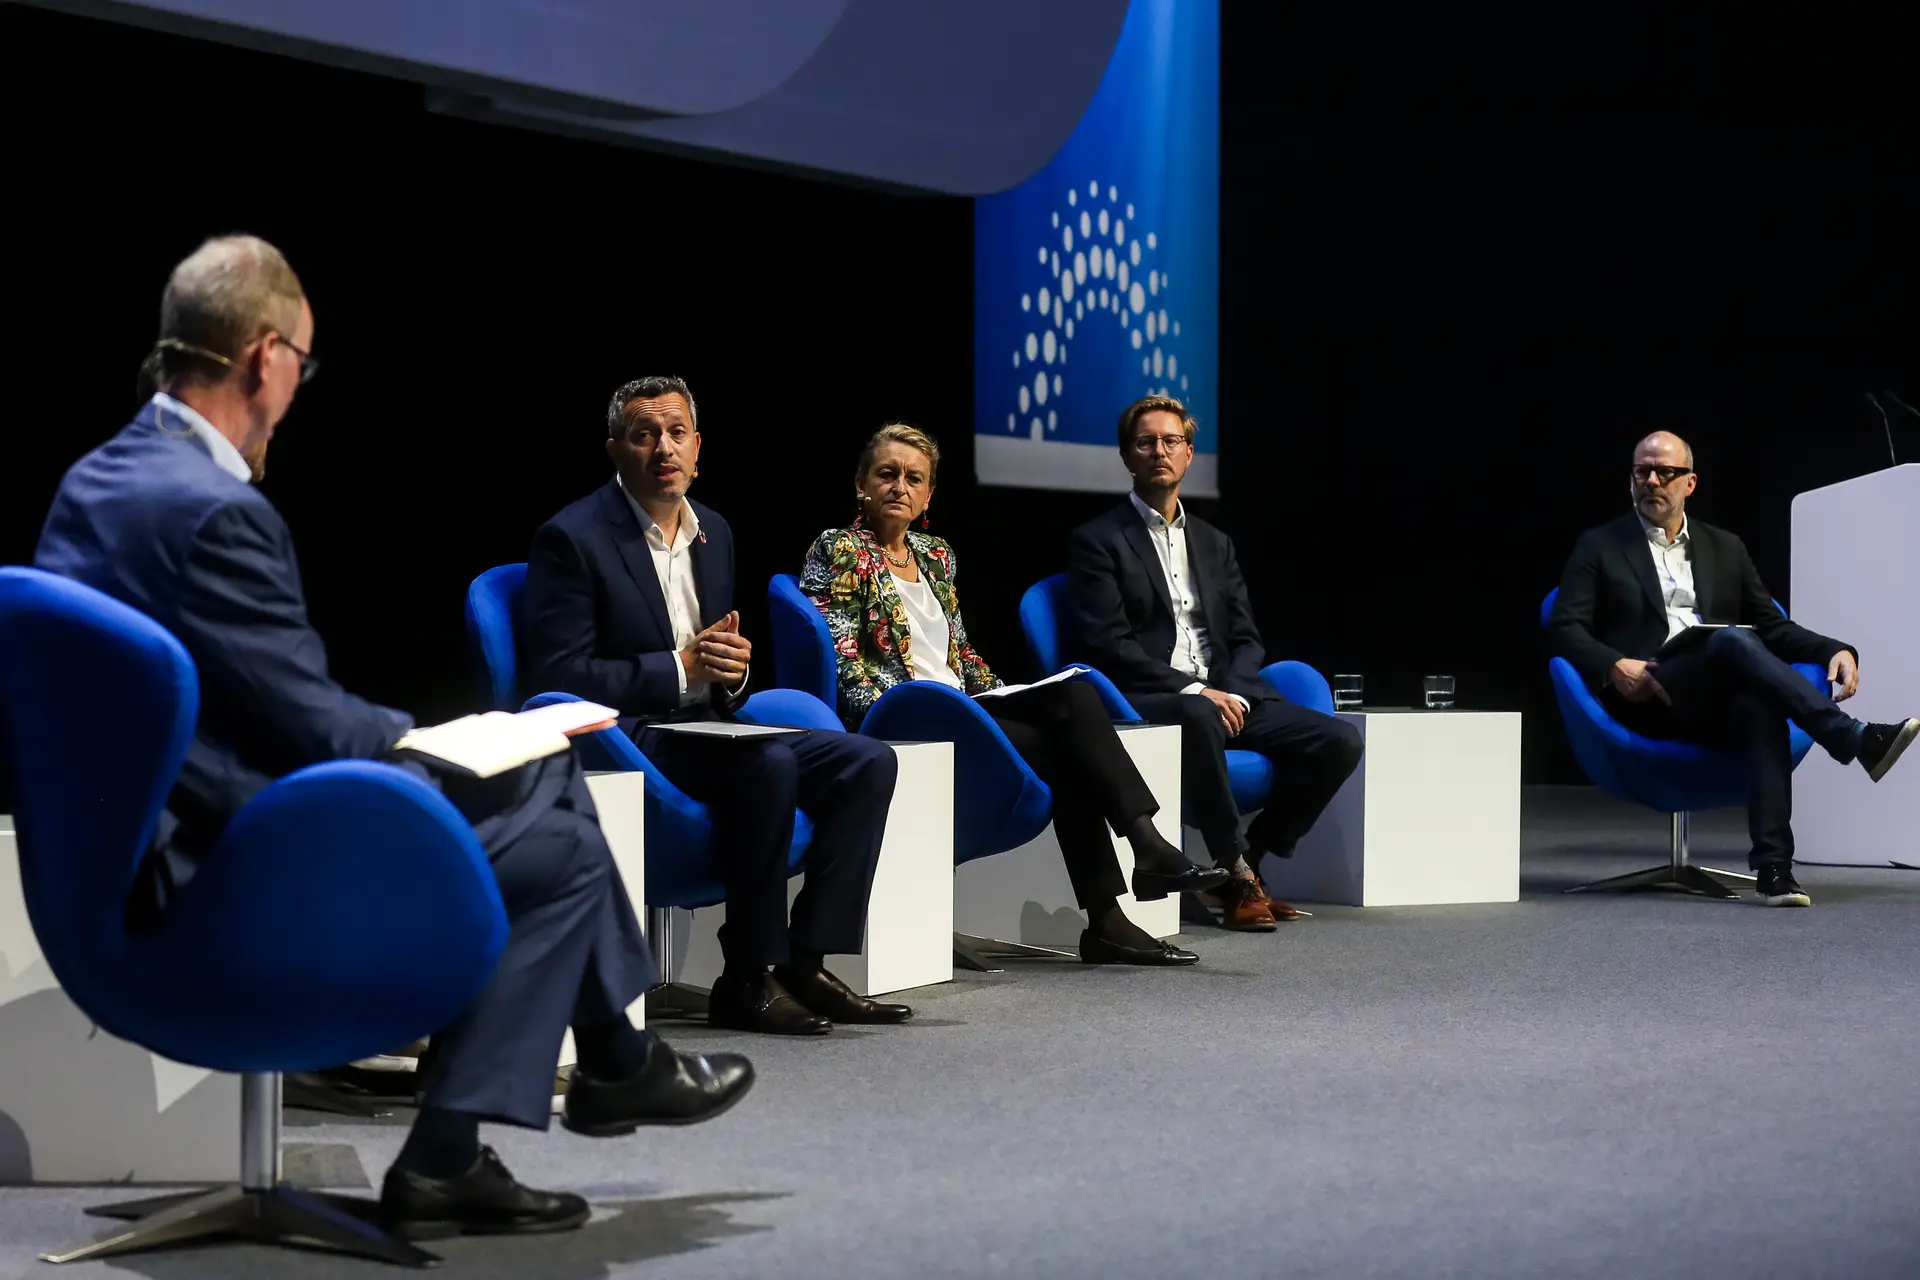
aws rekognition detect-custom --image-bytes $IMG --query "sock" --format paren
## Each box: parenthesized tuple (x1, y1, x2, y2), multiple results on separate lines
(392, 1106, 480, 1180)
(573, 1017, 656, 1083)
(1122, 814, 1187, 874)
(781, 948, 824, 976)
(1091, 900, 1156, 949)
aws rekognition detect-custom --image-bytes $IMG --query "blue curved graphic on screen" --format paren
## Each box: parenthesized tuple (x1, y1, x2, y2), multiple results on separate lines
(973, 0, 1218, 495)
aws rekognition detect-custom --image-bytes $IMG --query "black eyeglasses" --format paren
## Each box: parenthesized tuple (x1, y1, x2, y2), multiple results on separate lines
(1631, 464, 1692, 485)
(268, 332, 320, 385)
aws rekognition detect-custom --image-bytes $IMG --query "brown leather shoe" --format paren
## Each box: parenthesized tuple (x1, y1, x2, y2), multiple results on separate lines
(772, 964, 913, 1024)
(1252, 878, 1304, 922)
(1220, 877, 1277, 931)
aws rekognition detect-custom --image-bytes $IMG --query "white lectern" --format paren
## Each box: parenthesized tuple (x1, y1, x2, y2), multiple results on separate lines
(1790, 464, 1920, 867)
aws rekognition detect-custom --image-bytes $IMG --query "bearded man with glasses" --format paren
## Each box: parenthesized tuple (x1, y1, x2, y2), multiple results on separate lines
(1547, 430, 1920, 907)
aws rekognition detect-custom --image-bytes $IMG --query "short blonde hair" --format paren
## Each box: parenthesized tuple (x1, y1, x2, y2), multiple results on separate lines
(153, 235, 305, 387)
(857, 423, 941, 484)
(1116, 394, 1198, 450)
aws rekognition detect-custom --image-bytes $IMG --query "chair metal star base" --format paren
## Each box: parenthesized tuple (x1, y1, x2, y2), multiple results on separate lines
(642, 906, 711, 1019)
(44, 1074, 436, 1268)
(1564, 812, 1756, 900)
(953, 932, 1078, 972)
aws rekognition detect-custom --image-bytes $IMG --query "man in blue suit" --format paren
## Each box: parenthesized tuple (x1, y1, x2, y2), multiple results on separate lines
(525, 376, 909, 1037)
(35, 236, 752, 1239)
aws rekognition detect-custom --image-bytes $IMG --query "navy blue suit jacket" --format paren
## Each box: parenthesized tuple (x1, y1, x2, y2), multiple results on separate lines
(35, 406, 411, 870)
(523, 480, 739, 729)
(1065, 498, 1273, 705)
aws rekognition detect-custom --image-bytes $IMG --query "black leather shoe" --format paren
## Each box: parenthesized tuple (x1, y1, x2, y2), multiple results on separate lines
(707, 972, 832, 1036)
(773, 964, 914, 1024)
(1078, 927, 1200, 966)
(1130, 861, 1232, 902)
(381, 1147, 589, 1239)
(561, 1037, 756, 1137)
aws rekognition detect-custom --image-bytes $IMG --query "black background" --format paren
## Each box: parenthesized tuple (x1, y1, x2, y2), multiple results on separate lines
(2, 2, 1912, 781)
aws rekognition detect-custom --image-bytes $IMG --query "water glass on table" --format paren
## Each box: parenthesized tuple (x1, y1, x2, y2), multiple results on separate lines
(1333, 674, 1363, 712)
(1423, 675, 1455, 710)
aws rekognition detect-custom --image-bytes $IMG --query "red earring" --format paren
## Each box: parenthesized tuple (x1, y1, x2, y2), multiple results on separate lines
(920, 509, 931, 529)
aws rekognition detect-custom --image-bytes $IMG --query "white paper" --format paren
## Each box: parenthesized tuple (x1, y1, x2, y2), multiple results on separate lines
(650, 721, 806, 738)
(395, 701, 619, 778)
(973, 666, 1090, 700)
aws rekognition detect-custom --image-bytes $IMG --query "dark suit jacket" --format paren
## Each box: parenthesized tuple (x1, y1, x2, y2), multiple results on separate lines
(34, 405, 412, 892)
(1065, 498, 1271, 704)
(1546, 511, 1852, 690)
(523, 480, 741, 730)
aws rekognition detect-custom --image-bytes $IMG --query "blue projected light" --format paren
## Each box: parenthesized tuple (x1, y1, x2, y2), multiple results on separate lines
(974, 0, 1219, 495)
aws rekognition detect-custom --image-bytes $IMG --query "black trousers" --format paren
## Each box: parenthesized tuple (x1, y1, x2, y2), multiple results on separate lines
(1604, 627, 1860, 868)
(1129, 690, 1364, 867)
(635, 724, 897, 969)
(985, 679, 1158, 910)
(420, 751, 657, 1130)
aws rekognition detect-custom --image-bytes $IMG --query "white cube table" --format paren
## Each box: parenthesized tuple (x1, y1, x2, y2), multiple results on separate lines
(673, 739, 955, 996)
(1261, 710, 1520, 907)
(0, 816, 241, 1184)
(953, 723, 1182, 946)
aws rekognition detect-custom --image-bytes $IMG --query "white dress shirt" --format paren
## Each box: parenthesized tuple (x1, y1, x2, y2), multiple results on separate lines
(617, 477, 745, 705)
(150, 393, 251, 483)
(1128, 491, 1247, 710)
(892, 570, 964, 690)
(1639, 513, 1701, 641)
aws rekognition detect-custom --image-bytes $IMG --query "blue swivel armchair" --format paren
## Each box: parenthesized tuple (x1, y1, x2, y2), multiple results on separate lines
(0, 567, 506, 1268)
(1540, 587, 1823, 898)
(768, 573, 1074, 967)
(1017, 573, 1337, 829)
(466, 565, 838, 1013)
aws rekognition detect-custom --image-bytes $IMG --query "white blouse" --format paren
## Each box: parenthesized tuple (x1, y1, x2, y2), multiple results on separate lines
(891, 571, 964, 690)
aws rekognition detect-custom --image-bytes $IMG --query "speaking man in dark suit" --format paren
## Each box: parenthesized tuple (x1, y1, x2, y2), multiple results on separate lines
(1547, 430, 1919, 907)
(1066, 395, 1363, 930)
(34, 236, 752, 1239)
(524, 376, 908, 1037)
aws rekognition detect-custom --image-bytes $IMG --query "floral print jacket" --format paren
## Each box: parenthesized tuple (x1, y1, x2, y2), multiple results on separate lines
(799, 526, 1000, 727)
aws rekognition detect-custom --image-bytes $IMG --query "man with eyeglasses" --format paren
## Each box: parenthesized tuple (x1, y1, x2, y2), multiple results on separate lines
(1066, 395, 1364, 931)
(1547, 430, 1920, 907)
(35, 235, 754, 1238)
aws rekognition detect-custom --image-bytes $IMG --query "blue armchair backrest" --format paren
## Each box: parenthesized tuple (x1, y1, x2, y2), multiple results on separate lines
(768, 573, 838, 708)
(0, 569, 197, 1000)
(468, 563, 529, 711)
(1019, 574, 1071, 679)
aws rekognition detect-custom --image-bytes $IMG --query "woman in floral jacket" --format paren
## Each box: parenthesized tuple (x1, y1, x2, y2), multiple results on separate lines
(799, 425, 1228, 965)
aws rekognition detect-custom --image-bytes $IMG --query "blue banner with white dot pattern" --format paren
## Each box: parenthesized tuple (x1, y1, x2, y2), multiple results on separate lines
(974, 0, 1219, 494)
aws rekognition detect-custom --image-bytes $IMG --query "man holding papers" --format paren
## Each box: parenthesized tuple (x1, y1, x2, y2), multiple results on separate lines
(1547, 430, 1920, 906)
(35, 237, 752, 1239)
(525, 377, 910, 1036)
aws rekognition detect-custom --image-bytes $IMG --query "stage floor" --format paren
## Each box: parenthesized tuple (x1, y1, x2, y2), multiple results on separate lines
(5, 785, 1919, 1279)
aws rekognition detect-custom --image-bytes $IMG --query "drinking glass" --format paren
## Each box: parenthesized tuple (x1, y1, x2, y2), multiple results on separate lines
(1423, 675, 1456, 710)
(1332, 674, 1363, 712)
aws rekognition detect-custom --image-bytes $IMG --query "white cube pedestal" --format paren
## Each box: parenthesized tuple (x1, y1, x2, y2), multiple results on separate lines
(675, 740, 955, 996)
(0, 816, 241, 1184)
(1790, 464, 1920, 866)
(1263, 711, 1521, 907)
(558, 771, 651, 1070)
(952, 724, 1182, 945)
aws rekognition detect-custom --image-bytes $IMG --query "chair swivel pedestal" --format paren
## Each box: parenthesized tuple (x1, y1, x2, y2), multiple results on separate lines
(1563, 811, 1754, 900)
(47, 1074, 437, 1268)
(643, 905, 711, 1020)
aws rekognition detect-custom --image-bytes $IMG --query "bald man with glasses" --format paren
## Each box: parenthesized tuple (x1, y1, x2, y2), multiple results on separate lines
(1547, 430, 1920, 907)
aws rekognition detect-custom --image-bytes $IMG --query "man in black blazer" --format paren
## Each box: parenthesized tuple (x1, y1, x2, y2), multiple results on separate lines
(525, 376, 907, 1037)
(1547, 430, 1919, 906)
(1067, 395, 1363, 929)
(35, 237, 750, 1239)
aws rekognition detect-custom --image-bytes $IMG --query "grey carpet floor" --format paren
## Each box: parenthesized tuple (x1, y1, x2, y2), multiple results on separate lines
(5, 785, 1920, 1280)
